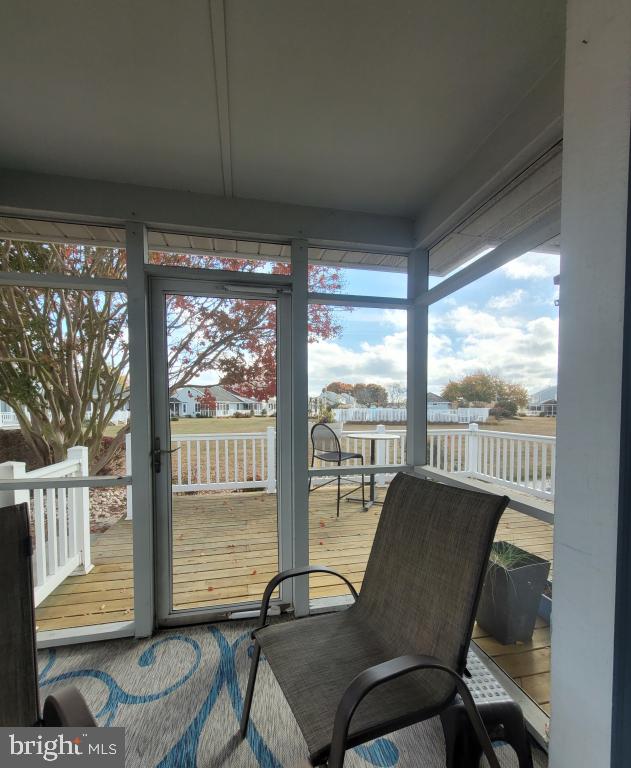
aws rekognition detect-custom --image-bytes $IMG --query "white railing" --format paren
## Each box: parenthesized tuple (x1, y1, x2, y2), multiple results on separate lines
(0, 411, 20, 428)
(425, 423, 556, 499)
(169, 427, 276, 493)
(0, 447, 92, 607)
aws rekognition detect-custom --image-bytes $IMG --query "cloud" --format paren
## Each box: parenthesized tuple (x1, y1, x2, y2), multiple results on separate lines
(487, 289, 525, 310)
(428, 305, 558, 394)
(501, 251, 560, 281)
(308, 330, 407, 394)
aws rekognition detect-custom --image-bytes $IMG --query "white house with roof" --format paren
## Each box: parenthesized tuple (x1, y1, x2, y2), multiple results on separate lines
(528, 385, 558, 416)
(427, 392, 451, 411)
(170, 384, 266, 418)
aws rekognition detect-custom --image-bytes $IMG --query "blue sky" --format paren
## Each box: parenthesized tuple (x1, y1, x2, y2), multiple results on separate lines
(307, 250, 560, 396)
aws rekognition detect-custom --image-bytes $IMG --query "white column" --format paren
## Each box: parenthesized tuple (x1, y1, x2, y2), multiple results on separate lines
(467, 423, 479, 476)
(376, 424, 386, 487)
(67, 446, 92, 573)
(551, 2, 631, 766)
(0, 461, 28, 507)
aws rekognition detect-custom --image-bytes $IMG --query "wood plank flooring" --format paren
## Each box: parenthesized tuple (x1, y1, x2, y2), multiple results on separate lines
(34, 486, 552, 715)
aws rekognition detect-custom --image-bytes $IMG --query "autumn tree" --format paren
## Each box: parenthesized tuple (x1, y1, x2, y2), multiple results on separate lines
(352, 382, 388, 407)
(441, 372, 528, 410)
(325, 381, 355, 396)
(0, 240, 342, 470)
(196, 388, 218, 414)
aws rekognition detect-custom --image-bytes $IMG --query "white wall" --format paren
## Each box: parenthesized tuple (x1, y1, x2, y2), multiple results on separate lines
(551, 2, 631, 766)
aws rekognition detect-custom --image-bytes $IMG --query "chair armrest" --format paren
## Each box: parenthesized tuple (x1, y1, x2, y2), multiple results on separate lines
(254, 566, 358, 633)
(328, 654, 501, 768)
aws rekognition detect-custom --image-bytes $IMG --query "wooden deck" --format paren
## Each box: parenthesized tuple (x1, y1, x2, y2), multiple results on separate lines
(35, 486, 552, 714)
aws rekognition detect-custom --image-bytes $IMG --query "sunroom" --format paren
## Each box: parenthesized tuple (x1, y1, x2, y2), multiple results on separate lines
(0, 2, 629, 767)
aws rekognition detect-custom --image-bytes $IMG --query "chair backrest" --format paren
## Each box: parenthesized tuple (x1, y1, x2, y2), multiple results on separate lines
(356, 473, 508, 674)
(311, 422, 341, 458)
(0, 502, 40, 725)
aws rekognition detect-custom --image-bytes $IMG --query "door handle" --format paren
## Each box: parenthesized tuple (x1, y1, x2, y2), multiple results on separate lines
(152, 437, 180, 473)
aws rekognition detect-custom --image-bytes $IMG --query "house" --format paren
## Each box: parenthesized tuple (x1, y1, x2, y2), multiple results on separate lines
(0, 2, 629, 766)
(427, 392, 450, 411)
(170, 384, 264, 417)
(528, 386, 558, 416)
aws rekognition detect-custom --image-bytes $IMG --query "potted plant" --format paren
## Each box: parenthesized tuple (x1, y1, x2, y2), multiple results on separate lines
(476, 541, 551, 645)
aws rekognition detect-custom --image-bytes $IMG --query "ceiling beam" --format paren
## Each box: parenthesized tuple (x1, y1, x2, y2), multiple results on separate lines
(415, 56, 565, 250)
(0, 168, 415, 251)
(208, 0, 233, 196)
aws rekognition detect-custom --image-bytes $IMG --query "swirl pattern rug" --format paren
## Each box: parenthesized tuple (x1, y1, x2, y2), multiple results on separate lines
(38, 620, 547, 767)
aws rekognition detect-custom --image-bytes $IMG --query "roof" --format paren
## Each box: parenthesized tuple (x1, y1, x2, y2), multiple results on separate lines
(427, 392, 448, 403)
(176, 384, 260, 404)
(529, 385, 557, 405)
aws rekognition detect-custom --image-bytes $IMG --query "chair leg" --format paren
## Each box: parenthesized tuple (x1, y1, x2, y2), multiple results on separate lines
(336, 475, 341, 517)
(239, 640, 261, 738)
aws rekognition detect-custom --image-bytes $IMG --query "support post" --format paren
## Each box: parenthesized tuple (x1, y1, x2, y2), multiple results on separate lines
(0, 461, 28, 507)
(126, 221, 154, 637)
(467, 424, 480, 476)
(266, 427, 276, 493)
(125, 432, 133, 520)
(291, 239, 310, 616)
(407, 248, 429, 469)
(67, 446, 92, 573)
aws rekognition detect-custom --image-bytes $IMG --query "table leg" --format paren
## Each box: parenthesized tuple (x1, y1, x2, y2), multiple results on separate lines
(369, 440, 376, 503)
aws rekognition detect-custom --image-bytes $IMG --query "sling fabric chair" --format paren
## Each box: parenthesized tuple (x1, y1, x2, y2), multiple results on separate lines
(240, 473, 510, 768)
(309, 422, 365, 516)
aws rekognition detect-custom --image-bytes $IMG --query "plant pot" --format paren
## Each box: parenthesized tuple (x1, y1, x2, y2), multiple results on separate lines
(538, 580, 552, 624)
(476, 542, 551, 645)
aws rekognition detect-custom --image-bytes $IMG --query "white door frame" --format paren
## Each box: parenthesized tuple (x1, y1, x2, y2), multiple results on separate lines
(149, 275, 293, 626)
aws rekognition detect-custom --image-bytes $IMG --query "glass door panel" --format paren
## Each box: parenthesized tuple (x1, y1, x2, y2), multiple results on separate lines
(151, 279, 281, 620)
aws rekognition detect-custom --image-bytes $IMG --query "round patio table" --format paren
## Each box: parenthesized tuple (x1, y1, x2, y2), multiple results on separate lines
(344, 431, 403, 508)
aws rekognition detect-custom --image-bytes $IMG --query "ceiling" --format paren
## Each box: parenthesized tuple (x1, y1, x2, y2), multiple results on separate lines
(1, 0, 565, 225)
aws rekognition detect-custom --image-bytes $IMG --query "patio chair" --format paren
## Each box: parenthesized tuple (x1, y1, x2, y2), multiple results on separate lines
(309, 422, 365, 516)
(240, 473, 513, 768)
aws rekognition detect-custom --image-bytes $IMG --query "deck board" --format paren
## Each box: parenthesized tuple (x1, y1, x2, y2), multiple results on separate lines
(34, 486, 552, 715)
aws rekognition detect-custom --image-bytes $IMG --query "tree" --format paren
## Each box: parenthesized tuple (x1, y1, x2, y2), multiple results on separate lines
(440, 372, 529, 411)
(196, 388, 217, 414)
(387, 382, 406, 406)
(352, 382, 388, 407)
(325, 381, 355, 396)
(0, 240, 342, 470)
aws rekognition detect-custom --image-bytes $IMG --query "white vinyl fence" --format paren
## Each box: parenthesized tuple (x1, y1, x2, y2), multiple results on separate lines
(125, 422, 556, 503)
(0, 411, 20, 428)
(0, 447, 92, 607)
(334, 407, 490, 424)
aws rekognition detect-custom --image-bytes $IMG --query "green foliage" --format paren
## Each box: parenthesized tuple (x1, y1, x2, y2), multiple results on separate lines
(441, 372, 528, 410)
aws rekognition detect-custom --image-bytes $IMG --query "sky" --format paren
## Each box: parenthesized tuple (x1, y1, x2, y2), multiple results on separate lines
(307, 250, 560, 397)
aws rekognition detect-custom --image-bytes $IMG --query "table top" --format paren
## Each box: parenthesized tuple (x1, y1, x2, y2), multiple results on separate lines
(344, 432, 402, 441)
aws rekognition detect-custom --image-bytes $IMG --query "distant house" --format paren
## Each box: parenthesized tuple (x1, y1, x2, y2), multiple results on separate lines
(528, 386, 558, 416)
(170, 384, 265, 417)
(427, 392, 450, 411)
(313, 389, 356, 411)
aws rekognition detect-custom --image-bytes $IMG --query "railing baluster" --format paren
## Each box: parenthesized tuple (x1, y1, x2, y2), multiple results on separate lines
(525, 440, 531, 489)
(45, 488, 58, 577)
(233, 439, 238, 481)
(33, 489, 46, 587)
(206, 440, 210, 484)
(57, 487, 68, 566)
(534, 442, 540, 491)
(186, 441, 192, 484)
(542, 443, 548, 493)
(177, 441, 182, 485)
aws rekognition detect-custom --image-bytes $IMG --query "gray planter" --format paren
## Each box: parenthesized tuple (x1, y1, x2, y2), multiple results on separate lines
(476, 542, 551, 645)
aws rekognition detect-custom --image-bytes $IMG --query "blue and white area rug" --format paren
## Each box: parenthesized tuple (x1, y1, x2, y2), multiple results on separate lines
(38, 620, 547, 767)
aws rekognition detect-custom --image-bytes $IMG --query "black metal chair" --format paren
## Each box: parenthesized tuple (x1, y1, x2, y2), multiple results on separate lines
(309, 422, 365, 516)
(240, 473, 522, 768)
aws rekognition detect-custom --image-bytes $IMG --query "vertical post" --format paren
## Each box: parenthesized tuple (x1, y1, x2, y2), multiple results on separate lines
(0, 461, 28, 507)
(407, 248, 429, 469)
(552, 2, 631, 766)
(266, 426, 276, 493)
(467, 423, 480, 476)
(125, 432, 133, 520)
(376, 424, 386, 486)
(291, 239, 310, 616)
(68, 446, 92, 573)
(126, 221, 154, 636)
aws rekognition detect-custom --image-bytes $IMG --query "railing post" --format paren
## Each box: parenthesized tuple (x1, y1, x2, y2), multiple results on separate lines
(467, 423, 480, 476)
(376, 424, 386, 486)
(0, 461, 28, 507)
(266, 427, 276, 493)
(67, 446, 93, 573)
(125, 432, 133, 520)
